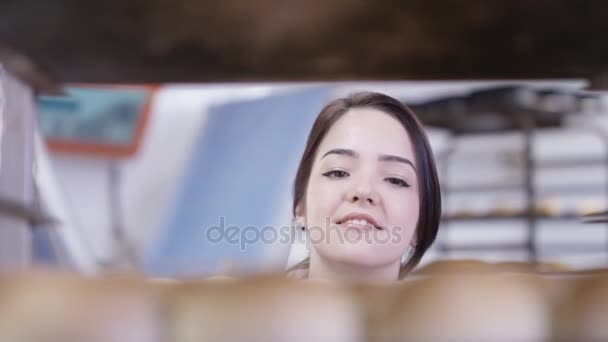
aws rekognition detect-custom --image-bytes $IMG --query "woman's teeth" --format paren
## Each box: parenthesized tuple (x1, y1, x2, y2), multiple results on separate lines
(342, 219, 377, 229)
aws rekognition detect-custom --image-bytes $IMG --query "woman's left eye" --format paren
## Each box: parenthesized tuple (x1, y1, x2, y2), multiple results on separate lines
(322, 170, 349, 178)
(385, 177, 410, 188)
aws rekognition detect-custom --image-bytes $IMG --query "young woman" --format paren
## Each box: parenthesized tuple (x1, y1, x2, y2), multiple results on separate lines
(287, 91, 441, 282)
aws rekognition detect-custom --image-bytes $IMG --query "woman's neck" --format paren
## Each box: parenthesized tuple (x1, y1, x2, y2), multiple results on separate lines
(308, 251, 401, 283)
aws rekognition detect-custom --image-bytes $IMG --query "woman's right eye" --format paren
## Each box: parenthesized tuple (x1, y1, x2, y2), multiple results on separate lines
(322, 170, 349, 178)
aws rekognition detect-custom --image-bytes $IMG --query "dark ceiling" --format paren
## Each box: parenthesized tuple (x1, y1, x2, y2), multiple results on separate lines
(1, 0, 608, 90)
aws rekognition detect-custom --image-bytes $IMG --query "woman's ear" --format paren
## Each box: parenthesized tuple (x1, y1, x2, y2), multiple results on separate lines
(295, 203, 306, 229)
(411, 228, 420, 247)
(295, 203, 304, 220)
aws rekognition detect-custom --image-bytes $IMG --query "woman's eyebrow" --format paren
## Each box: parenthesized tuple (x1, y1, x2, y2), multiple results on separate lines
(321, 148, 357, 159)
(322, 148, 416, 171)
(378, 154, 417, 172)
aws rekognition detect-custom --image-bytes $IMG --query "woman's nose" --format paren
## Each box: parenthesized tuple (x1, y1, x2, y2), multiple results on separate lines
(347, 179, 379, 205)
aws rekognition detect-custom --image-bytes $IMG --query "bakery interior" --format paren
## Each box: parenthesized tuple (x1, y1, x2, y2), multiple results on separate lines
(2, 1, 608, 341)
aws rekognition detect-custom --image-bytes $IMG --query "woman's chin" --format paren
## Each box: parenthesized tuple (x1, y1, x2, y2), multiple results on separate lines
(316, 242, 402, 269)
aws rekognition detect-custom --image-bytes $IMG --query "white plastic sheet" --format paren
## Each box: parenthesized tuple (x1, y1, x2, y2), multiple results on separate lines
(0, 66, 35, 269)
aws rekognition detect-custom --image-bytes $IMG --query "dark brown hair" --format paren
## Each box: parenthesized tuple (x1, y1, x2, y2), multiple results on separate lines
(288, 91, 441, 279)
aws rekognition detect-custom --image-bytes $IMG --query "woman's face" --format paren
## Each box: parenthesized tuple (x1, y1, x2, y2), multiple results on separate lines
(300, 107, 420, 269)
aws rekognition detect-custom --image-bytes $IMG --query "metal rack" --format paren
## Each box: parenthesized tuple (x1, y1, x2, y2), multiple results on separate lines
(583, 210, 608, 224)
(410, 86, 608, 262)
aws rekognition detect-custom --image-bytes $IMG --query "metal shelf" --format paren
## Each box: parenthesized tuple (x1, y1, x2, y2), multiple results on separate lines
(444, 242, 607, 254)
(0, 197, 56, 226)
(442, 213, 582, 222)
(443, 242, 528, 252)
(445, 183, 522, 193)
(582, 211, 608, 223)
(425, 85, 608, 263)
(446, 183, 606, 195)
(536, 157, 608, 169)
